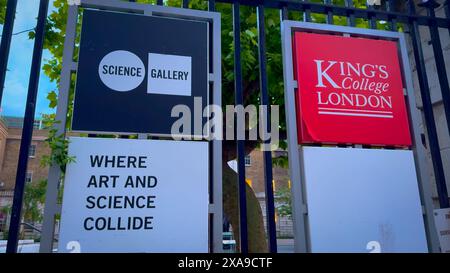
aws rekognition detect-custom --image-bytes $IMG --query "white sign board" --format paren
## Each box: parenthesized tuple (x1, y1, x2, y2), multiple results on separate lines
(58, 137, 209, 253)
(433, 208, 450, 253)
(147, 53, 192, 96)
(301, 147, 428, 253)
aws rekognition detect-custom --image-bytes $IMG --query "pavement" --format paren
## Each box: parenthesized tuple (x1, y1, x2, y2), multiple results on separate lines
(0, 240, 40, 253)
(277, 239, 295, 253)
(0, 239, 296, 253)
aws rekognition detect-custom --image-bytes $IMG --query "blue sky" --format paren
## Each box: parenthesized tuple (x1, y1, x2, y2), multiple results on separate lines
(0, 0, 56, 118)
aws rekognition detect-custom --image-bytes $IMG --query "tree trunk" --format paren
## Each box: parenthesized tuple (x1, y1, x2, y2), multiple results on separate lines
(223, 162, 268, 253)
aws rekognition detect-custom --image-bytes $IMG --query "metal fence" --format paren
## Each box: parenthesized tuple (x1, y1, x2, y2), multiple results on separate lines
(0, 0, 449, 253)
(213, 0, 450, 253)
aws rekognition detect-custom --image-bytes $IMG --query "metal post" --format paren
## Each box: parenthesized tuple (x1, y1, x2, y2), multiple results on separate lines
(257, 5, 277, 253)
(280, 20, 309, 253)
(157, 0, 163, 5)
(40, 4, 78, 254)
(210, 7, 223, 254)
(210, 10, 223, 255)
(408, 0, 449, 208)
(6, 0, 49, 253)
(232, 2, 248, 254)
(0, 0, 18, 105)
(182, 0, 189, 9)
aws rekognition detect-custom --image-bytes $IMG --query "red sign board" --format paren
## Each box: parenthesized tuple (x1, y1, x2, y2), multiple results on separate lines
(293, 32, 412, 146)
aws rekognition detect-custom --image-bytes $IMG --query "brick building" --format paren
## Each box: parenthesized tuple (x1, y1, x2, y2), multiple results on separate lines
(0, 116, 50, 234)
(229, 149, 294, 238)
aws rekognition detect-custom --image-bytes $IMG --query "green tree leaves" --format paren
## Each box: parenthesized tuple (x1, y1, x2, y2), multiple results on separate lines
(0, 0, 6, 25)
(275, 186, 292, 218)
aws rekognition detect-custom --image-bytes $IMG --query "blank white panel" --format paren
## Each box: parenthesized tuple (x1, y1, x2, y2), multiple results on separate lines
(302, 147, 428, 253)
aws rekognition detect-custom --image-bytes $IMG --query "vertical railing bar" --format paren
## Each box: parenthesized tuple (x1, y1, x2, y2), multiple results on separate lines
(387, 0, 397, 31)
(6, 0, 50, 253)
(182, 0, 189, 9)
(157, 0, 163, 6)
(324, 0, 333, 24)
(345, 0, 355, 27)
(367, 2, 377, 29)
(0, 0, 18, 105)
(408, 0, 449, 208)
(256, 4, 278, 253)
(281, 5, 289, 21)
(209, 0, 215, 12)
(302, 0, 311, 22)
(232, 2, 249, 254)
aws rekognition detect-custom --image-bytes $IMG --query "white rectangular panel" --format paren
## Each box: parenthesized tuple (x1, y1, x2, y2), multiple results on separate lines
(58, 137, 208, 253)
(302, 147, 428, 253)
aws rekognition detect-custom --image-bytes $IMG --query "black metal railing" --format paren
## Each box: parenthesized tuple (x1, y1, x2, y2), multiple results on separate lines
(212, 0, 449, 253)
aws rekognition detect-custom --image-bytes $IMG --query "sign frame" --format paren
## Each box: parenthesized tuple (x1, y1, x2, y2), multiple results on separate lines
(302, 146, 429, 252)
(281, 20, 440, 252)
(71, 9, 210, 138)
(40, 0, 222, 253)
(292, 31, 412, 146)
(58, 137, 210, 253)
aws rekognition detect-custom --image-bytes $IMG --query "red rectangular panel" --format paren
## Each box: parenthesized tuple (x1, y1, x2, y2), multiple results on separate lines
(293, 32, 412, 146)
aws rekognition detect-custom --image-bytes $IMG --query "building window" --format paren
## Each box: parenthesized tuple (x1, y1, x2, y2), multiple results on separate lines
(244, 155, 251, 166)
(25, 172, 33, 183)
(29, 144, 36, 158)
(33, 120, 43, 130)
